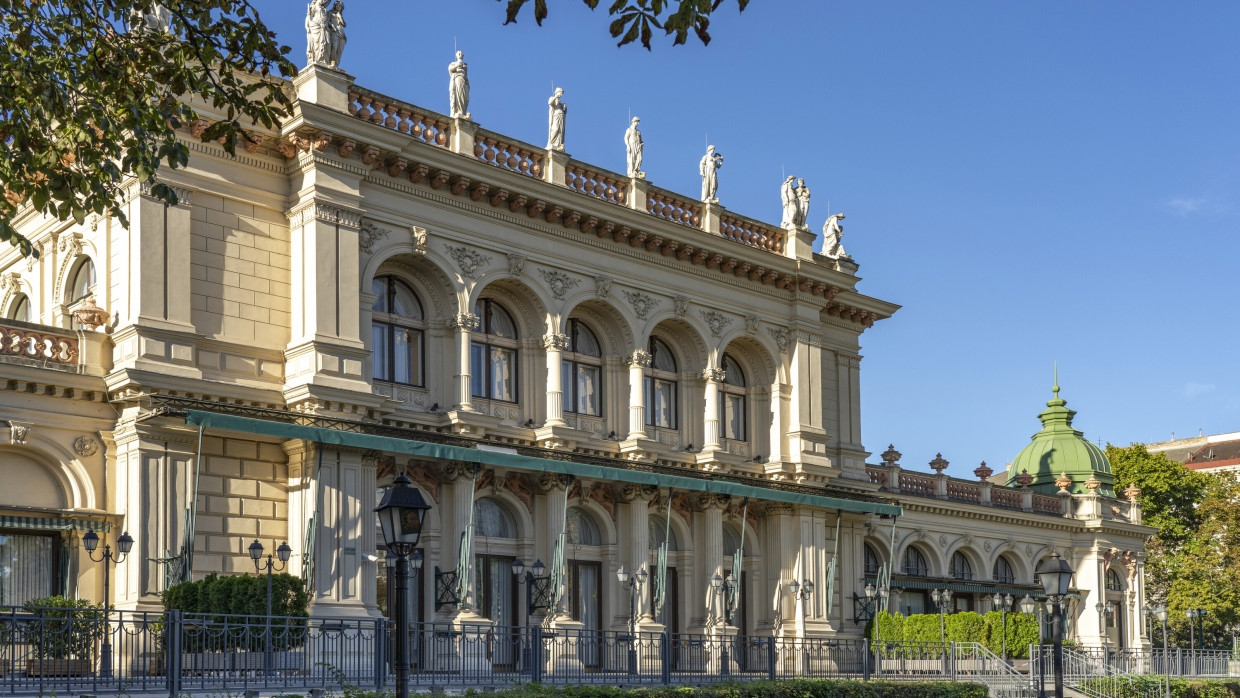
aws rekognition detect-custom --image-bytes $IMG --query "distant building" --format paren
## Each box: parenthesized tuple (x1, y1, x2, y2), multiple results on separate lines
(1146, 431, 1240, 474)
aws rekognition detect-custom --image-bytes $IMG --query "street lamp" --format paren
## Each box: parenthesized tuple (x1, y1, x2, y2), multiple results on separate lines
(248, 539, 292, 675)
(864, 582, 886, 678)
(993, 593, 1014, 662)
(1036, 552, 1075, 698)
(374, 472, 431, 698)
(709, 573, 738, 676)
(512, 558, 549, 674)
(931, 588, 953, 645)
(82, 530, 133, 680)
(1186, 609, 1206, 653)
(1226, 623, 1238, 659)
(1095, 601, 1115, 663)
(1154, 605, 1170, 698)
(617, 564, 648, 674)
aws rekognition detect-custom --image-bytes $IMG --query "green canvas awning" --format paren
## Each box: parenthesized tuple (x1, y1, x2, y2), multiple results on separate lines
(882, 577, 1041, 597)
(0, 515, 111, 532)
(185, 409, 901, 517)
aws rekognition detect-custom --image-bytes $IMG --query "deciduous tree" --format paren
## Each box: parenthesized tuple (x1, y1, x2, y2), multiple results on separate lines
(501, 0, 749, 49)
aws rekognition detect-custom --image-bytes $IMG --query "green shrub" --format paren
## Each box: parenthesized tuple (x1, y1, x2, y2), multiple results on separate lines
(982, 611, 1040, 659)
(22, 595, 103, 659)
(472, 680, 988, 698)
(163, 572, 311, 652)
(1079, 677, 1240, 698)
(945, 611, 985, 645)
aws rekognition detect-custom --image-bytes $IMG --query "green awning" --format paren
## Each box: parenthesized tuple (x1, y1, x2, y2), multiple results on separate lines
(185, 409, 901, 517)
(0, 515, 111, 532)
(885, 578, 1040, 597)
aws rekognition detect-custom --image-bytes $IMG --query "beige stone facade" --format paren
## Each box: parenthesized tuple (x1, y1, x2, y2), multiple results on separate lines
(0, 65, 1149, 648)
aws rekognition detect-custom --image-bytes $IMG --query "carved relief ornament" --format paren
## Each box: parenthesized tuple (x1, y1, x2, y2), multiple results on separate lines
(539, 269, 581, 300)
(73, 435, 99, 457)
(444, 245, 492, 279)
(621, 290, 659, 320)
(700, 309, 732, 337)
(626, 348, 652, 368)
(543, 333, 570, 351)
(358, 220, 389, 253)
(768, 327, 792, 352)
(287, 202, 362, 230)
(447, 313, 480, 331)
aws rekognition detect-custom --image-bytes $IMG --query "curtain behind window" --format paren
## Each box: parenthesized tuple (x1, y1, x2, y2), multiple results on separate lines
(0, 534, 55, 606)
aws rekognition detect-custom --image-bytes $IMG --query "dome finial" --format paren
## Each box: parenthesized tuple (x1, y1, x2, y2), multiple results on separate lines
(1052, 361, 1059, 398)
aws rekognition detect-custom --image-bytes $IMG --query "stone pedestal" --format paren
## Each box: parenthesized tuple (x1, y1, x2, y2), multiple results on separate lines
(294, 64, 354, 112)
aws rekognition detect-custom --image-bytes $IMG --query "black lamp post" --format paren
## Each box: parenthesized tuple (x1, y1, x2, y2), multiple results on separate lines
(931, 588, 953, 645)
(1036, 551, 1075, 698)
(512, 558, 548, 674)
(617, 564, 648, 675)
(1095, 600, 1115, 664)
(248, 539, 292, 675)
(863, 582, 884, 678)
(82, 530, 133, 680)
(993, 593, 1013, 661)
(1154, 605, 1170, 698)
(1017, 595, 1039, 695)
(374, 473, 431, 698)
(709, 572, 738, 676)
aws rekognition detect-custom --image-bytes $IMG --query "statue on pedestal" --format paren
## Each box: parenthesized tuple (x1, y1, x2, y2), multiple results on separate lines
(822, 213, 847, 259)
(325, 1, 346, 68)
(305, 0, 329, 66)
(700, 145, 723, 203)
(780, 176, 796, 229)
(794, 178, 811, 228)
(625, 117, 644, 178)
(449, 51, 471, 119)
(547, 88, 567, 151)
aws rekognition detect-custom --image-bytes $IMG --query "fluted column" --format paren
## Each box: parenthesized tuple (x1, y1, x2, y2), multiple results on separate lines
(449, 313, 479, 412)
(538, 473, 572, 619)
(702, 367, 725, 450)
(694, 493, 729, 629)
(544, 333, 569, 426)
(621, 484, 657, 621)
(626, 349, 651, 440)
(436, 462, 480, 617)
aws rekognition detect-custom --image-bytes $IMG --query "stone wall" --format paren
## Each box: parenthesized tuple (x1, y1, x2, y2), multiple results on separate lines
(192, 435, 290, 576)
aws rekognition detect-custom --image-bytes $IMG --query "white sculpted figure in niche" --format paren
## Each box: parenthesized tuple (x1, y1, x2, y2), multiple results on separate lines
(625, 117, 644, 178)
(794, 178, 810, 228)
(449, 50, 471, 119)
(547, 88, 567, 151)
(305, 0, 329, 66)
(779, 176, 796, 228)
(325, 1, 346, 68)
(822, 213, 847, 259)
(700, 145, 723, 203)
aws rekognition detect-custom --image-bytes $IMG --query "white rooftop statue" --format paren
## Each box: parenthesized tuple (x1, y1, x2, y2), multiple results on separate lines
(547, 88, 566, 151)
(449, 51, 471, 120)
(305, 0, 345, 69)
(625, 117, 644, 179)
(133, 3, 172, 33)
(794, 178, 810, 229)
(822, 213, 847, 259)
(780, 176, 796, 229)
(700, 145, 722, 203)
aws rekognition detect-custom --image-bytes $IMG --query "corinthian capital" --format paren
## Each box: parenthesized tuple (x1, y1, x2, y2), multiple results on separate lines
(620, 483, 659, 502)
(543, 333, 570, 351)
(626, 349, 652, 368)
(702, 367, 726, 382)
(437, 461, 477, 483)
(695, 492, 731, 511)
(537, 472, 572, 493)
(447, 312, 480, 331)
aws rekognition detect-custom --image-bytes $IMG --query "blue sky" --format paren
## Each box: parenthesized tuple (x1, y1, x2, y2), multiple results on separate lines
(252, 1, 1240, 477)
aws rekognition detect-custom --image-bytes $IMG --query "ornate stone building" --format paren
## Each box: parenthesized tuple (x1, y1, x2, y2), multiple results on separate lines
(0, 60, 1150, 652)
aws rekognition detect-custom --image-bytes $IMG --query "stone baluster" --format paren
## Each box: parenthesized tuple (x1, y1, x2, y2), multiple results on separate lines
(702, 366, 725, 451)
(626, 349, 651, 440)
(449, 313, 479, 412)
(544, 333, 569, 427)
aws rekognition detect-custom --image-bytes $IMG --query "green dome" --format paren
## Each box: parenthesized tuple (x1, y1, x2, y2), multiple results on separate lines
(1007, 380, 1114, 496)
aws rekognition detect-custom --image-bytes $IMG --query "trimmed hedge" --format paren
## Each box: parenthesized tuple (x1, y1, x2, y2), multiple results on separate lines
(163, 572, 311, 652)
(1079, 678, 1240, 698)
(865, 609, 1041, 658)
(20, 595, 103, 659)
(471, 680, 988, 698)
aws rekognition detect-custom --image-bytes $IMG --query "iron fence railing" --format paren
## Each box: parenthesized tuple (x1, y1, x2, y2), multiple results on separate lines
(2, 606, 1237, 696)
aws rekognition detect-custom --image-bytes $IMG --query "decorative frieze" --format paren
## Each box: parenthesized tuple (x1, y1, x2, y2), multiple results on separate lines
(287, 202, 362, 230)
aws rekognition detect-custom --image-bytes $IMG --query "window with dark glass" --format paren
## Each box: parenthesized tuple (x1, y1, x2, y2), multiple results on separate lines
(371, 276, 424, 385)
(471, 299, 518, 402)
(950, 551, 973, 580)
(561, 319, 602, 416)
(901, 546, 929, 577)
(864, 544, 880, 576)
(993, 556, 1016, 584)
(1106, 569, 1122, 591)
(719, 353, 747, 441)
(9, 294, 29, 322)
(644, 337, 678, 428)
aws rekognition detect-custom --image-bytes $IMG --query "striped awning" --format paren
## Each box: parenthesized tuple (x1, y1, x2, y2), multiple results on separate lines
(871, 576, 1041, 598)
(0, 515, 111, 532)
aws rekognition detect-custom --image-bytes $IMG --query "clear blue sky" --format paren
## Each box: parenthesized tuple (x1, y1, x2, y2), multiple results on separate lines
(251, 0, 1240, 477)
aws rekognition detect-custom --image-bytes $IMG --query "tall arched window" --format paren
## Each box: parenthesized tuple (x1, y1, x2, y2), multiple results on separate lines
(864, 544, 880, 576)
(69, 259, 96, 303)
(648, 514, 678, 551)
(371, 276, 424, 385)
(471, 299, 518, 402)
(722, 524, 743, 557)
(645, 336, 678, 429)
(565, 507, 601, 545)
(993, 556, 1016, 584)
(9, 294, 29, 323)
(1106, 569, 1123, 591)
(902, 547, 929, 577)
(473, 497, 518, 538)
(719, 353, 747, 441)
(562, 319, 602, 416)
(950, 552, 973, 580)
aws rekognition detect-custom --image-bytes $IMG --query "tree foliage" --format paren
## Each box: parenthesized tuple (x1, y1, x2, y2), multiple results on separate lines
(0, 0, 296, 257)
(501, 0, 750, 50)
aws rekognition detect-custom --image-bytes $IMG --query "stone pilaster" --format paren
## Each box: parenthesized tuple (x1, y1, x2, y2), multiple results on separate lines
(305, 447, 378, 618)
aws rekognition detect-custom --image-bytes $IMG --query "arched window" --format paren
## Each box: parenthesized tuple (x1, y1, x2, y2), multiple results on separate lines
(562, 319, 602, 416)
(69, 259, 96, 303)
(645, 337, 678, 429)
(648, 514, 677, 551)
(471, 299, 518, 402)
(371, 276, 424, 386)
(902, 546, 929, 577)
(950, 552, 973, 580)
(993, 555, 1016, 584)
(1106, 569, 1123, 591)
(864, 544, 880, 576)
(722, 524, 743, 557)
(9, 294, 29, 323)
(565, 507, 601, 545)
(719, 353, 747, 441)
(473, 498, 517, 538)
